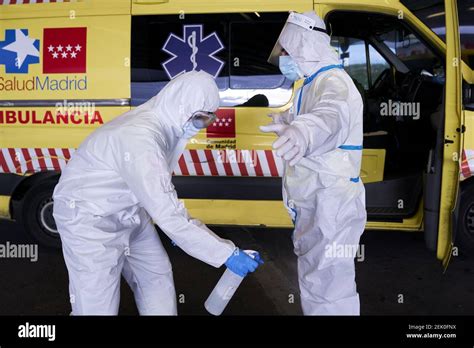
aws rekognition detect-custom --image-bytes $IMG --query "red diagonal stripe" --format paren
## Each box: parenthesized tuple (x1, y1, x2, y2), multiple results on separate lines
(253, 150, 263, 176)
(35, 148, 47, 171)
(189, 150, 204, 176)
(21, 148, 34, 173)
(8, 148, 21, 174)
(204, 150, 218, 176)
(0, 151, 9, 173)
(178, 155, 189, 176)
(62, 148, 72, 161)
(236, 150, 249, 177)
(220, 150, 234, 176)
(48, 148, 60, 171)
(265, 150, 279, 177)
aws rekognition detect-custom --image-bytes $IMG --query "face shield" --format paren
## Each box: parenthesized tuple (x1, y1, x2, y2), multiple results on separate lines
(189, 110, 217, 129)
(181, 110, 217, 139)
(267, 12, 328, 66)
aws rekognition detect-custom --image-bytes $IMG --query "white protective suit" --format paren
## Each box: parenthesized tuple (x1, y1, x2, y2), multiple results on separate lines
(268, 12, 367, 315)
(53, 71, 235, 315)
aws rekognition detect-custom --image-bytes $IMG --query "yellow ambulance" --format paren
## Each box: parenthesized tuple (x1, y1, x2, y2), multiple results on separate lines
(1, 0, 473, 267)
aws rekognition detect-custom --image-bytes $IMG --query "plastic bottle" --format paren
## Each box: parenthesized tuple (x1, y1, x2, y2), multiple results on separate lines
(204, 250, 258, 316)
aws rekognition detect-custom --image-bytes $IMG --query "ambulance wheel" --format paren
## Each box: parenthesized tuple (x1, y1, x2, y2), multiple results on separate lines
(456, 183, 474, 254)
(21, 181, 61, 249)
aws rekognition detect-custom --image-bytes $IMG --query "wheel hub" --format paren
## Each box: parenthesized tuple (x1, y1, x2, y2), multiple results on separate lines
(38, 198, 58, 235)
(466, 202, 474, 235)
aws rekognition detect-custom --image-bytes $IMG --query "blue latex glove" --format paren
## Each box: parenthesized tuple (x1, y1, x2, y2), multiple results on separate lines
(225, 249, 264, 277)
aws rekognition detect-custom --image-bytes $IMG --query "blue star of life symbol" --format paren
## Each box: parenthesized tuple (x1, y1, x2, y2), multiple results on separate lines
(0, 29, 40, 74)
(162, 25, 225, 79)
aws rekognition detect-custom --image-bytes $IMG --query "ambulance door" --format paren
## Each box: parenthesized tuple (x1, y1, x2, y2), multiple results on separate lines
(435, 0, 463, 267)
(401, 0, 465, 266)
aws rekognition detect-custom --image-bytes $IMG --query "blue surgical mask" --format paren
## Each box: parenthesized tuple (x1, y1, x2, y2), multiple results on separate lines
(279, 55, 303, 81)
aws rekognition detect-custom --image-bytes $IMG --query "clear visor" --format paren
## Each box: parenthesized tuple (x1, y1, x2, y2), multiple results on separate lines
(190, 111, 217, 129)
(267, 12, 320, 66)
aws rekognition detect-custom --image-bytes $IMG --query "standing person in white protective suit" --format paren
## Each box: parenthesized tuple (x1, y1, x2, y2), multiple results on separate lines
(261, 11, 367, 315)
(53, 71, 262, 315)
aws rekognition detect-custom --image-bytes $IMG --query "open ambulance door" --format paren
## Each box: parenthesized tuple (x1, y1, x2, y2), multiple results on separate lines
(427, 0, 464, 269)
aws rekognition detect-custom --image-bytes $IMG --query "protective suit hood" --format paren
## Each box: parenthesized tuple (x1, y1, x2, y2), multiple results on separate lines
(123, 70, 219, 169)
(272, 11, 339, 77)
(138, 70, 220, 139)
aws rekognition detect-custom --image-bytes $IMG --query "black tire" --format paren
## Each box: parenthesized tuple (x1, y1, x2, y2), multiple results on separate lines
(456, 182, 474, 253)
(20, 180, 61, 249)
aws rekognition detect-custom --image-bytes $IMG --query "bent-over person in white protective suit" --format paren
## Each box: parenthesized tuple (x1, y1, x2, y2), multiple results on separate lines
(53, 71, 262, 315)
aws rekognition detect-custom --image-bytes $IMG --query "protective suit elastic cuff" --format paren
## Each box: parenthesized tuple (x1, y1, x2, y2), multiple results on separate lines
(221, 246, 238, 268)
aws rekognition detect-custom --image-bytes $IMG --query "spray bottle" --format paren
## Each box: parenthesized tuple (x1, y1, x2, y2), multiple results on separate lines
(204, 250, 259, 316)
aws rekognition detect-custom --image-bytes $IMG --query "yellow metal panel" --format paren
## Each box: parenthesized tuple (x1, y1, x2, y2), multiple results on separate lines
(184, 198, 423, 231)
(316, 0, 405, 15)
(0, 15, 130, 101)
(0, 195, 11, 219)
(188, 108, 292, 151)
(463, 110, 474, 152)
(0, 107, 129, 148)
(184, 199, 293, 227)
(360, 149, 385, 184)
(0, 0, 131, 20)
(437, 0, 462, 267)
(132, 0, 313, 15)
(186, 81, 299, 151)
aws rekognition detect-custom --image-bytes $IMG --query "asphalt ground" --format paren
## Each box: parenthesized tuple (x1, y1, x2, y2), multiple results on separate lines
(0, 219, 473, 315)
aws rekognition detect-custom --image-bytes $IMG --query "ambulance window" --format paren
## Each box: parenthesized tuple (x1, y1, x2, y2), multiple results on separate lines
(131, 13, 291, 107)
(131, 14, 228, 106)
(229, 15, 293, 107)
(403, 0, 474, 70)
(379, 27, 441, 73)
(331, 37, 370, 89)
(369, 45, 390, 85)
(453, 0, 474, 69)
